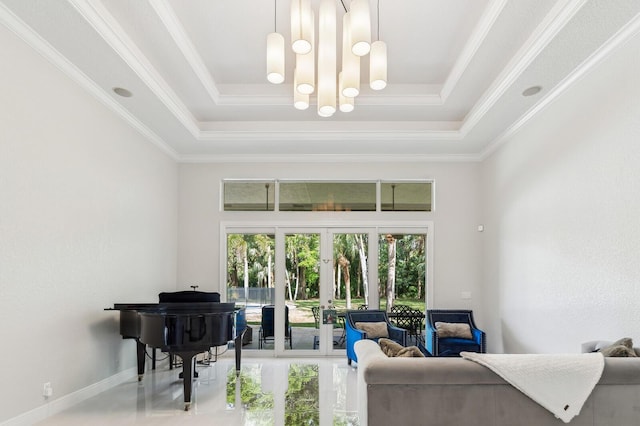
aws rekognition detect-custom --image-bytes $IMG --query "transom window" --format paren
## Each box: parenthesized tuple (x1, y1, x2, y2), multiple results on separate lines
(223, 180, 433, 212)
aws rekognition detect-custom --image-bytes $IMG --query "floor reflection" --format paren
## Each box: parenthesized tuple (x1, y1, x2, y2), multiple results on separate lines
(226, 361, 359, 426)
(37, 357, 359, 426)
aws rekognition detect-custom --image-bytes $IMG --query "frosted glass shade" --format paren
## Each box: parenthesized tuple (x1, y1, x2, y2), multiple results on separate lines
(370, 40, 387, 90)
(266, 32, 285, 84)
(341, 13, 360, 98)
(291, 0, 312, 54)
(296, 53, 315, 95)
(339, 72, 354, 112)
(294, 91, 310, 110)
(295, 11, 315, 95)
(317, 0, 336, 117)
(294, 68, 309, 109)
(350, 0, 371, 56)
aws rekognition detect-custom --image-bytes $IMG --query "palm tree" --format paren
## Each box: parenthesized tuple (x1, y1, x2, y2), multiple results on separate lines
(354, 233, 369, 305)
(227, 234, 249, 300)
(286, 234, 320, 301)
(385, 234, 397, 311)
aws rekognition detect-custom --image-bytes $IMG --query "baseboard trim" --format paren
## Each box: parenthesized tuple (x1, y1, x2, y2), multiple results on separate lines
(1, 367, 136, 426)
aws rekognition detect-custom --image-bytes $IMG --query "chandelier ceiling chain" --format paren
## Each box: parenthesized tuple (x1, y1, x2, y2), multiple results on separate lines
(266, 0, 387, 117)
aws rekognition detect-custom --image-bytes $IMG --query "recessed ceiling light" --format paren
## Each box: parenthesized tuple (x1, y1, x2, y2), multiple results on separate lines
(112, 87, 133, 97)
(522, 86, 542, 97)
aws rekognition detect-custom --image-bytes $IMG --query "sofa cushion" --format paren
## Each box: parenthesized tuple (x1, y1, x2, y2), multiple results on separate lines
(379, 338, 425, 358)
(356, 321, 389, 338)
(435, 322, 473, 339)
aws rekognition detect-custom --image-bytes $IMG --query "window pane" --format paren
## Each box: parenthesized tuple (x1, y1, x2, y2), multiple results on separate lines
(226, 233, 275, 307)
(381, 182, 432, 211)
(224, 181, 275, 211)
(378, 233, 426, 309)
(279, 182, 376, 211)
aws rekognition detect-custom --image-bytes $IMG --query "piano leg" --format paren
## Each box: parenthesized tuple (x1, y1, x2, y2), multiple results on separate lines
(136, 340, 146, 381)
(176, 351, 201, 411)
(234, 332, 244, 376)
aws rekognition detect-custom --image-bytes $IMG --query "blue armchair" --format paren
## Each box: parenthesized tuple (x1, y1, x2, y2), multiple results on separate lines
(345, 310, 407, 365)
(425, 309, 486, 357)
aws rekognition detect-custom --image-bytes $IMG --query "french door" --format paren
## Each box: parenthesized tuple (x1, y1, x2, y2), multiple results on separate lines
(275, 228, 375, 356)
(224, 223, 431, 357)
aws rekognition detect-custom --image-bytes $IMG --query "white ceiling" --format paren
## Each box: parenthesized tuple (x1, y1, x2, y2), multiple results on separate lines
(1, 0, 639, 161)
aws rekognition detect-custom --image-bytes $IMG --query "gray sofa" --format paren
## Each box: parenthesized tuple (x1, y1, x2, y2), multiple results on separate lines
(355, 340, 640, 426)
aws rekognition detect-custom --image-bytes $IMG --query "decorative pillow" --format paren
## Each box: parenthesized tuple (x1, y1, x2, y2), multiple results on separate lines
(435, 322, 473, 339)
(612, 337, 634, 349)
(600, 345, 636, 357)
(379, 338, 425, 358)
(355, 321, 389, 338)
(379, 337, 404, 356)
(396, 346, 425, 358)
(599, 338, 637, 357)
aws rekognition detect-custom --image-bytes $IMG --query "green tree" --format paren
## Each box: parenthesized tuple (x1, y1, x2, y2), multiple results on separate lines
(286, 234, 320, 300)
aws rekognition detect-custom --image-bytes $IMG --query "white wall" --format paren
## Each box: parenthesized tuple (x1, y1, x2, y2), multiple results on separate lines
(481, 33, 640, 353)
(177, 161, 484, 315)
(0, 25, 178, 422)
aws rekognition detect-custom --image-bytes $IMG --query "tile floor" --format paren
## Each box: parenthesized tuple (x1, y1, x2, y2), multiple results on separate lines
(36, 356, 360, 426)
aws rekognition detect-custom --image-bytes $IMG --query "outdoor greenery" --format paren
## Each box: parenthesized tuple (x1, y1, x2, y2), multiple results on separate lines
(226, 364, 322, 425)
(227, 366, 274, 425)
(227, 232, 426, 310)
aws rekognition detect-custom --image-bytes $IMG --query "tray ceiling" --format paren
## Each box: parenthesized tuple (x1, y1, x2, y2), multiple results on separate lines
(1, 0, 639, 161)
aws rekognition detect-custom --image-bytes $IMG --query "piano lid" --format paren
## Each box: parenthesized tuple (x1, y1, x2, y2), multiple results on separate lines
(109, 302, 237, 313)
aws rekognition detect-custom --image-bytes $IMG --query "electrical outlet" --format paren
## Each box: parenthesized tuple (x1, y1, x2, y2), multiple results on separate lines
(43, 382, 53, 398)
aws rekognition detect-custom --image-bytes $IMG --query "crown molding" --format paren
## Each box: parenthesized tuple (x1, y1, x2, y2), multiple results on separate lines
(479, 10, 640, 161)
(0, 1, 179, 160)
(440, 0, 508, 101)
(460, 0, 589, 137)
(149, 0, 221, 103)
(178, 153, 482, 164)
(67, 0, 200, 137)
(4, 0, 626, 164)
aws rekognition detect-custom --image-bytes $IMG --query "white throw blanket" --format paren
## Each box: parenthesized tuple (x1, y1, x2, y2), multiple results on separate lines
(461, 352, 604, 423)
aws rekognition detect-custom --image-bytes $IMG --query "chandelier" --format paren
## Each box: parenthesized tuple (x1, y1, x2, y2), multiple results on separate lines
(266, 0, 387, 117)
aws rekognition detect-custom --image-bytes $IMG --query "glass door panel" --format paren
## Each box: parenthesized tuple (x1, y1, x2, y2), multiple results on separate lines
(331, 232, 367, 311)
(378, 232, 427, 344)
(226, 233, 275, 351)
(328, 230, 372, 355)
(282, 232, 321, 353)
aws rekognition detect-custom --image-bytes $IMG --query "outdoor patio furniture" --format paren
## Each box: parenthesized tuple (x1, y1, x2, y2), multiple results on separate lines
(390, 304, 425, 344)
(259, 305, 293, 349)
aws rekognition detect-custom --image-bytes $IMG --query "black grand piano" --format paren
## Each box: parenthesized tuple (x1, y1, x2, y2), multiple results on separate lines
(107, 291, 246, 411)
